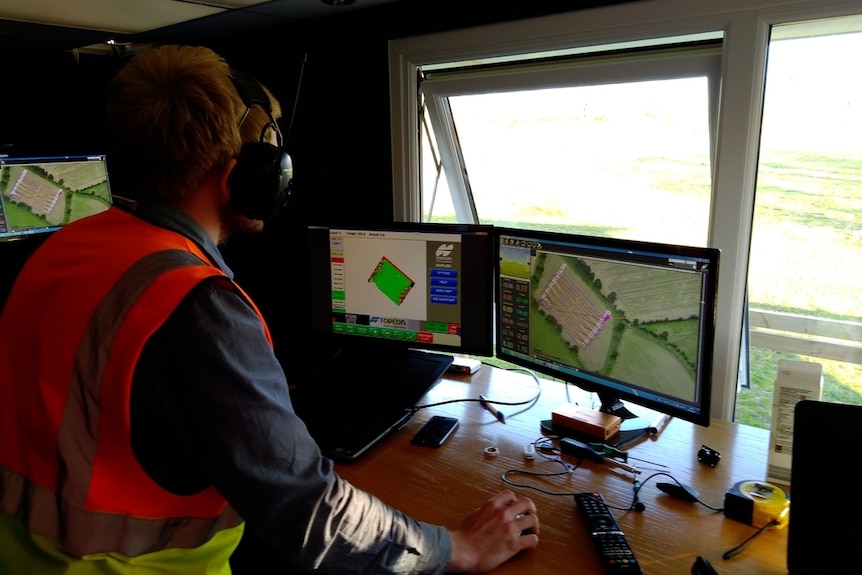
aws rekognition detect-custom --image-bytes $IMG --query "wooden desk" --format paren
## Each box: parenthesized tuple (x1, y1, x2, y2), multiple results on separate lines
(335, 365, 788, 575)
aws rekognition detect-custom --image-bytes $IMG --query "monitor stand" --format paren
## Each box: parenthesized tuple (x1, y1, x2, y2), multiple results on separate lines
(597, 393, 658, 435)
(541, 392, 666, 448)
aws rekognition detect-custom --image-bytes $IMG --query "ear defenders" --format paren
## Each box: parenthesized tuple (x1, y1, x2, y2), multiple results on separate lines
(227, 68, 294, 220)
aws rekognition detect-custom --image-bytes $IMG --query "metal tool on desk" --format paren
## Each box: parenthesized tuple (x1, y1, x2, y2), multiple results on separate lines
(560, 437, 640, 474)
(588, 442, 629, 462)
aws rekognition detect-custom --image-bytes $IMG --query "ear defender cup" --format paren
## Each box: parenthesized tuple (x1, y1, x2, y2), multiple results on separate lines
(228, 141, 293, 220)
(228, 69, 294, 220)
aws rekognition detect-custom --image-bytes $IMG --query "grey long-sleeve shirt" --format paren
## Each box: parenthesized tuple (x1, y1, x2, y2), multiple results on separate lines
(122, 197, 450, 574)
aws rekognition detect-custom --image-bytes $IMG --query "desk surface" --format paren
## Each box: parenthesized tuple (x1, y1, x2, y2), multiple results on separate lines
(334, 365, 787, 575)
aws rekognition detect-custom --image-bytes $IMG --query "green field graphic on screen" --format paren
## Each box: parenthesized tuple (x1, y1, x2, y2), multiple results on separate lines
(368, 256, 415, 306)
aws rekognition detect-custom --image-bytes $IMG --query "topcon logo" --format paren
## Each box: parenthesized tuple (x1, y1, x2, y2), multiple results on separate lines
(436, 244, 454, 258)
(370, 316, 407, 327)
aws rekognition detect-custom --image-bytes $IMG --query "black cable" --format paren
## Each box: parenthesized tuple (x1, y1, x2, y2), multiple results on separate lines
(501, 437, 580, 496)
(411, 364, 542, 415)
(500, 455, 724, 515)
(631, 479, 645, 512)
(722, 519, 779, 559)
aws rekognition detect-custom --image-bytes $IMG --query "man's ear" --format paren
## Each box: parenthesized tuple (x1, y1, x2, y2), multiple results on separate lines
(219, 159, 238, 202)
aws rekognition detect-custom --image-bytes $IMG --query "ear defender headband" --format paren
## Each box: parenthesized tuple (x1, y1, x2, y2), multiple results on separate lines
(227, 68, 294, 220)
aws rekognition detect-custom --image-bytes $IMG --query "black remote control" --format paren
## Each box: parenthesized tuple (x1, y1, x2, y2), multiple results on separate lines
(574, 492, 642, 574)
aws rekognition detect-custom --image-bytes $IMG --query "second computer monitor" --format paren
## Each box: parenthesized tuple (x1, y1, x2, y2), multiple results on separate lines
(495, 227, 719, 428)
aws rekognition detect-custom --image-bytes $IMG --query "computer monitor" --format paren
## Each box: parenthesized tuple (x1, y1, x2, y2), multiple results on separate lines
(0, 154, 112, 242)
(495, 227, 719, 430)
(307, 222, 495, 358)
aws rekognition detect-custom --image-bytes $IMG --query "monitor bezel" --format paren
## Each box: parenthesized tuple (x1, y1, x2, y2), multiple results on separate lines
(307, 221, 496, 358)
(493, 226, 719, 428)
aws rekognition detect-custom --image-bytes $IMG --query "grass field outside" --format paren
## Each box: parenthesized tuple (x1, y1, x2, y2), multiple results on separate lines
(730, 147, 862, 429)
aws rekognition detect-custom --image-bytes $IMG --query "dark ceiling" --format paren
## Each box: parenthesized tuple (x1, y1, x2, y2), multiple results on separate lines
(0, 0, 647, 57)
(0, 0, 413, 53)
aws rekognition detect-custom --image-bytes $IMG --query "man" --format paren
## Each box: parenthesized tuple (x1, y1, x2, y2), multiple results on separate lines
(0, 45, 539, 573)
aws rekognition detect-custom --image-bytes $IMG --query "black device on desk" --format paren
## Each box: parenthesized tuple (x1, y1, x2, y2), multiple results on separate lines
(787, 400, 862, 574)
(494, 227, 720, 436)
(411, 415, 459, 447)
(575, 492, 642, 574)
(293, 222, 495, 460)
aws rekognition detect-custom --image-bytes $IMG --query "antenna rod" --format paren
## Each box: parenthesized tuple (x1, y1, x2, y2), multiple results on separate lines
(285, 52, 308, 144)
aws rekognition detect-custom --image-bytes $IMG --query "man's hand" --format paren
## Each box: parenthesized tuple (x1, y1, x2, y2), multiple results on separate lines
(446, 490, 539, 573)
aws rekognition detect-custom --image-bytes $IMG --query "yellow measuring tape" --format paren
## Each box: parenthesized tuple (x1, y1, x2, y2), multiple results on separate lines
(724, 480, 790, 528)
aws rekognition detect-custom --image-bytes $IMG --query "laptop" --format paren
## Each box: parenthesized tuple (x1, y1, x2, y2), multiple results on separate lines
(787, 400, 862, 574)
(289, 347, 453, 460)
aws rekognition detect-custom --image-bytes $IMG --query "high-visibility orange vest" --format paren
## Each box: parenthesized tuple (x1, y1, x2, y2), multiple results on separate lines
(0, 206, 272, 572)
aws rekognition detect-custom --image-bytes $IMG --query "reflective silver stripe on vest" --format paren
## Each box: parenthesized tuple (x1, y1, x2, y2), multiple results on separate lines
(5, 249, 242, 557)
(1, 465, 242, 556)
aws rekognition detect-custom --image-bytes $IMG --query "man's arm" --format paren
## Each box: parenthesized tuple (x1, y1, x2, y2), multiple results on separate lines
(130, 278, 451, 574)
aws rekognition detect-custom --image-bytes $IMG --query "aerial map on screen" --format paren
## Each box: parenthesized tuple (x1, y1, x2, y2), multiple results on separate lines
(0, 156, 111, 241)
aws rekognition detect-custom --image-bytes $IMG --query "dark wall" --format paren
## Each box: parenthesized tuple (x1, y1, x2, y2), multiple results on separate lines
(0, 50, 116, 158)
(0, 50, 119, 307)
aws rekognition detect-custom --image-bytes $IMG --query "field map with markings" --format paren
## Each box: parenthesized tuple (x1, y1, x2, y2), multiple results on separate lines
(0, 160, 110, 235)
(530, 251, 703, 400)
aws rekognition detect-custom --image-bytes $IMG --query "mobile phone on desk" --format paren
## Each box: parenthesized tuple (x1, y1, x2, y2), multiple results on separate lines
(411, 416, 459, 448)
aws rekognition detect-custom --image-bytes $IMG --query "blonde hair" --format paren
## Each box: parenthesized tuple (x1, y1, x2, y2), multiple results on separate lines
(105, 45, 281, 201)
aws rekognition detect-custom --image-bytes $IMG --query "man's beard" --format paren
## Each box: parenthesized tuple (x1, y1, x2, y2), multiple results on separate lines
(218, 205, 264, 246)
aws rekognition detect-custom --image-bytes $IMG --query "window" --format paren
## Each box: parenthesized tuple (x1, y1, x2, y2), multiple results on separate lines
(390, 0, 862, 425)
(737, 17, 862, 427)
(419, 43, 720, 247)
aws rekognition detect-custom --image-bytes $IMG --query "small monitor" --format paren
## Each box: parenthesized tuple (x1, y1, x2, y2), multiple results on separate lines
(307, 222, 495, 357)
(0, 154, 112, 242)
(495, 227, 720, 429)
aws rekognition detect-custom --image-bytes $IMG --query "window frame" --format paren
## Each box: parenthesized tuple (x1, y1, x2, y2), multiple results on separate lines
(388, 0, 862, 421)
(419, 42, 723, 225)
